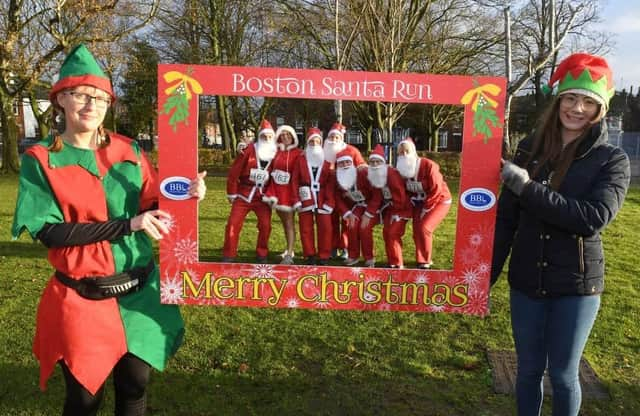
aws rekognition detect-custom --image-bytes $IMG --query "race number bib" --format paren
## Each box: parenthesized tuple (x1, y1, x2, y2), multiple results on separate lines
(406, 179, 424, 194)
(271, 169, 291, 185)
(250, 168, 269, 187)
(299, 186, 312, 201)
(349, 190, 366, 202)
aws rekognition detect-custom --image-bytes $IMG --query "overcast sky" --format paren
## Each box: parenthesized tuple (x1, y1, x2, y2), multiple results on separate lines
(600, 0, 640, 92)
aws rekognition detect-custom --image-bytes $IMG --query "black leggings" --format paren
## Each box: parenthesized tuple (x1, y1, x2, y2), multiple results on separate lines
(60, 353, 151, 416)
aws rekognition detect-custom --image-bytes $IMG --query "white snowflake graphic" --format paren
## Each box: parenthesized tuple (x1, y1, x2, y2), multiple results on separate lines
(350, 267, 363, 276)
(286, 297, 300, 308)
(160, 214, 177, 232)
(251, 263, 275, 279)
(314, 299, 331, 309)
(429, 303, 446, 313)
(476, 262, 490, 275)
(462, 268, 481, 290)
(468, 232, 484, 246)
(414, 273, 429, 284)
(160, 275, 184, 304)
(464, 291, 489, 316)
(173, 238, 198, 264)
(443, 273, 459, 287)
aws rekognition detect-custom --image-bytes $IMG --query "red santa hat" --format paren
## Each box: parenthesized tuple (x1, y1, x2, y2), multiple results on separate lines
(327, 122, 347, 140)
(369, 144, 386, 162)
(306, 127, 323, 143)
(398, 137, 417, 156)
(258, 119, 275, 138)
(335, 148, 353, 164)
(544, 53, 614, 109)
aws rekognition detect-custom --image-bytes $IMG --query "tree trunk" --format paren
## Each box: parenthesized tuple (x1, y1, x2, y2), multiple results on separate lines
(216, 95, 231, 152)
(0, 98, 21, 173)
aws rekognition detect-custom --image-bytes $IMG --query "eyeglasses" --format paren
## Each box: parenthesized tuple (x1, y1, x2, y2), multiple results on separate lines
(559, 93, 599, 113)
(64, 91, 112, 108)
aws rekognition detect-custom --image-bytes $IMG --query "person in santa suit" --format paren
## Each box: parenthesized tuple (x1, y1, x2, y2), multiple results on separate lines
(323, 122, 366, 260)
(291, 127, 336, 265)
(335, 148, 383, 267)
(366, 144, 412, 268)
(12, 44, 206, 415)
(396, 137, 452, 269)
(223, 119, 277, 263)
(263, 125, 303, 264)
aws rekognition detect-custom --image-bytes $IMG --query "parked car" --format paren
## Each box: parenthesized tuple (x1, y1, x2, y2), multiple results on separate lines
(18, 137, 40, 153)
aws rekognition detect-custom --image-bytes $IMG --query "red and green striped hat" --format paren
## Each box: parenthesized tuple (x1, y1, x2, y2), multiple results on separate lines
(49, 44, 114, 102)
(546, 52, 614, 109)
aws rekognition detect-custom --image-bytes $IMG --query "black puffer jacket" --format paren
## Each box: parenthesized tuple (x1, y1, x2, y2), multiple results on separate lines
(491, 122, 630, 297)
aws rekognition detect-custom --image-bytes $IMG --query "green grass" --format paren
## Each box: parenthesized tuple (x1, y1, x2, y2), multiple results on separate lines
(0, 174, 638, 415)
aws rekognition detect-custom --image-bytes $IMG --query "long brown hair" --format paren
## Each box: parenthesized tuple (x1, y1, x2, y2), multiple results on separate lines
(525, 96, 604, 190)
(47, 92, 110, 152)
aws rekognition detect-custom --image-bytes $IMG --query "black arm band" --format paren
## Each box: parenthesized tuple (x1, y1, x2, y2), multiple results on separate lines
(37, 220, 132, 248)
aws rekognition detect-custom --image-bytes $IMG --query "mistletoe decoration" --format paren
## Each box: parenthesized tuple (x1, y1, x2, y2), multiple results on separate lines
(460, 81, 502, 143)
(161, 69, 203, 132)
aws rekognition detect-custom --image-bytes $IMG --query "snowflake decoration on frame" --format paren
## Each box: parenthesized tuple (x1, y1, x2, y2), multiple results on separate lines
(173, 237, 198, 265)
(161, 69, 203, 132)
(463, 289, 489, 316)
(160, 274, 184, 304)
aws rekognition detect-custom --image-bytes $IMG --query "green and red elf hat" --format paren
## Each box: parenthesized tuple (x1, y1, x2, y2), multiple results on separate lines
(544, 52, 614, 109)
(49, 44, 115, 103)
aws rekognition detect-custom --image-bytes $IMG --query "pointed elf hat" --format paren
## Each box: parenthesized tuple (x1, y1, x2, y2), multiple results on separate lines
(258, 119, 275, 137)
(50, 44, 114, 102)
(327, 122, 347, 140)
(398, 137, 417, 155)
(306, 127, 323, 143)
(545, 52, 614, 109)
(369, 144, 386, 162)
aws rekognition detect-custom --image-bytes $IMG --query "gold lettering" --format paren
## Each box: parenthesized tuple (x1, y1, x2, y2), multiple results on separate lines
(450, 284, 469, 307)
(297, 274, 319, 302)
(213, 276, 235, 300)
(181, 271, 212, 298)
(267, 278, 287, 306)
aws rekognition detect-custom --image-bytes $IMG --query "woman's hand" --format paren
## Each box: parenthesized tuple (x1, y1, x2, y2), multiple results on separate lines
(189, 171, 207, 201)
(130, 210, 171, 240)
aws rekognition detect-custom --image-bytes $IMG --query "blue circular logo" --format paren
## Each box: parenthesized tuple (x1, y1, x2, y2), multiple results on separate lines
(459, 188, 496, 212)
(160, 176, 191, 200)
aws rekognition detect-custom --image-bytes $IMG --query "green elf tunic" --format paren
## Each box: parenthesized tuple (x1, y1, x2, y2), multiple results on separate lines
(12, 133, 184, 395)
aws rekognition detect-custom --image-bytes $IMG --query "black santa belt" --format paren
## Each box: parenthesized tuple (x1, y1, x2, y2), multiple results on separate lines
(55, 261, 154, 300)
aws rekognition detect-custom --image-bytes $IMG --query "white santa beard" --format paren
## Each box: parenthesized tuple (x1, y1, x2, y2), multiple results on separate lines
(256, 140, 277, 161)
(396, 155, 418, 178)
(337, 166, 357, 189)
(367, 165, 388, 189)
(305, 144, 325, 167)
(323, 140, 345, 163)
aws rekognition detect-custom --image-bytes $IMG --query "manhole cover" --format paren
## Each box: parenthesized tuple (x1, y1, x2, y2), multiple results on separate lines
(486, 350, 609, 400)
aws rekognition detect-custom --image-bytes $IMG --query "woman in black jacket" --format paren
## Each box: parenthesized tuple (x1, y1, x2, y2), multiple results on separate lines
(492, 53, 630, 416)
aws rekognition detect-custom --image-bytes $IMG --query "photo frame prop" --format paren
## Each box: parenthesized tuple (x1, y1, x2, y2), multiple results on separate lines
(158, 64, 506, 316)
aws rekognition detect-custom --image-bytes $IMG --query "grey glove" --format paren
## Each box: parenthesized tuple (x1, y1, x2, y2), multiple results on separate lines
(501, 161, 530, 196)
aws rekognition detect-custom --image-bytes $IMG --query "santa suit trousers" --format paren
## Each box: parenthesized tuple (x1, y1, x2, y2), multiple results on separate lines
(346, 206, 378, 261)
(299, 211, 333, 260)
(382, 212, 409, 267)
(331, 210, 348, 252)
(223, 197, 272, 258)
(411, 201, 451, 264)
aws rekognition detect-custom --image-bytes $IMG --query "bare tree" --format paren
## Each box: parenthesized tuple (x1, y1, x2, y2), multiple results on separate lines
(0, 0, 158, 173)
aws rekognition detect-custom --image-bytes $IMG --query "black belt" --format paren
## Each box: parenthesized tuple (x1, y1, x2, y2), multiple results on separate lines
(55, 261, 154, 300)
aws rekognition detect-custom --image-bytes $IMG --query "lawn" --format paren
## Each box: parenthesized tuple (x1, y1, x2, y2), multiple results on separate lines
(0, 174, 638, 415)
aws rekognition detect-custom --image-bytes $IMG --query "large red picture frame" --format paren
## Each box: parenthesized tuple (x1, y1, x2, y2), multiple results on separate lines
(157, 64, 506, 316)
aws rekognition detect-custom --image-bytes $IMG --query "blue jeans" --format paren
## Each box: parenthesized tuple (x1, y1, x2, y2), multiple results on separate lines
(510, 289, 600, 416)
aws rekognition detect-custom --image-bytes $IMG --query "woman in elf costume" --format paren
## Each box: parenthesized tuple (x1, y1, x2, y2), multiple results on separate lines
(12, 44, 206, 415)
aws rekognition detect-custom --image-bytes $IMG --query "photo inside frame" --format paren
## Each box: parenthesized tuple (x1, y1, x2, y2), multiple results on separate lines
(196, 95, 463, 271)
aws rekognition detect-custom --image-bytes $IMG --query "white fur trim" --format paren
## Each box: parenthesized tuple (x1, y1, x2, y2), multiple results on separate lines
(559, 88, 606, 107)
(364, 211, 374, 218)
(274, 204, 295, 212)
(369, 154, 385, 162)
(275, 125, 299, 150)
(321, 204, 333, 214)
(343, 210, 353, 219)
(306, 132, 322, 142)
(336, 154, 353, 163)
(327, 129, 344, 139)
